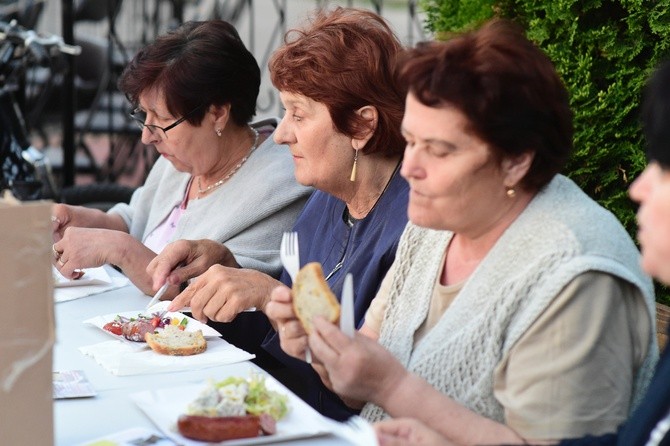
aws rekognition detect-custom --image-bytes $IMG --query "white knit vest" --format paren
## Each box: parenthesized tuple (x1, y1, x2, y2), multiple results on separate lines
(361, 175, 658, 423)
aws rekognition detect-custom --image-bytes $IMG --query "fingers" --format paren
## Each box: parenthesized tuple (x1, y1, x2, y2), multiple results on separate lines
(168, 284, 195, 313)
(148, 243, 191, 290)
(51, 204, 70, 241)
(265, 286, 295, 323)
(277, 319, 311, 359)
(52, 243, 62, 260)
(308, 317, 343, 365)
(312, 316, 351, 352)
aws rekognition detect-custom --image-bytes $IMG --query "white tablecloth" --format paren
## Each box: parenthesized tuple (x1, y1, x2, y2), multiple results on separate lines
(54, 280, 356, 445)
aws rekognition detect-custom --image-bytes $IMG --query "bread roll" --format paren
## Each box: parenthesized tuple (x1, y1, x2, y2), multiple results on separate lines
(145, 325, 207, 356)
(292, 262, 340, 334)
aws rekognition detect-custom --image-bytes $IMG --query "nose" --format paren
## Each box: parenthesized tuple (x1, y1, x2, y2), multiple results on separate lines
(629, 164, 653, 204)
(400, 144, 425, 180)
(140, 126, 160, 146)
(273, 115, 294, 146)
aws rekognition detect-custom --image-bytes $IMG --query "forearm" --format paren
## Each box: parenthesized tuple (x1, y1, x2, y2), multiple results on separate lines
(87, 208, 128, 232)
(109, 232, 158, 295)
(378, 373, 526, 446)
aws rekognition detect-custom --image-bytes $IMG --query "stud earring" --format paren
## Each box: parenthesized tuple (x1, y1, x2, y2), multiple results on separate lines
(506, 187, 516, 198)
(350, 149, 359, 182)
(216, 128, 222, 137)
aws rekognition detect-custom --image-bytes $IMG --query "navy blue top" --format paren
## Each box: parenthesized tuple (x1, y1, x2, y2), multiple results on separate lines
(558, 329, 670, 445)
(262, 166, 409, 420)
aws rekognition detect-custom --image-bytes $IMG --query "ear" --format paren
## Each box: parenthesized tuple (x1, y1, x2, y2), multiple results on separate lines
(501, 151, 534, 188)
(210, 103, 232, 130)
(351, 105, 378, 150)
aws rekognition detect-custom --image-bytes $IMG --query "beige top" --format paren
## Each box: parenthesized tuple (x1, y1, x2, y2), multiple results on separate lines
(365, 268, 650, 439)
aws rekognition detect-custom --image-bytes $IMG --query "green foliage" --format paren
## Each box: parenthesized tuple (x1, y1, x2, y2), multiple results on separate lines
(421, 0, 670, 302)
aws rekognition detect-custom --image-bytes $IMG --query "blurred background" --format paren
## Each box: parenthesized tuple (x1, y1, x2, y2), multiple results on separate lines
(0, 0, 427, 198)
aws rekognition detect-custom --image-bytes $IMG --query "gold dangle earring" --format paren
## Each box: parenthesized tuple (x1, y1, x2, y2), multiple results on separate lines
(350, 149, 359, 182)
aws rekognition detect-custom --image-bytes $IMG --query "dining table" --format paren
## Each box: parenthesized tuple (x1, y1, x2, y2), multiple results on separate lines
(53, 268, 359, 445)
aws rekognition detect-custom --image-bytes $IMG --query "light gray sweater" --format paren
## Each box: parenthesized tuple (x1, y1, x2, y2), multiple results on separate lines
(362, 175, 658, 424)
(108, 135, 312, 277)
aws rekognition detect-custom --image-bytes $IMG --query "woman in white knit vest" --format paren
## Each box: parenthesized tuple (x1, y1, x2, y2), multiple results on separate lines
(267, 19, 658, 444)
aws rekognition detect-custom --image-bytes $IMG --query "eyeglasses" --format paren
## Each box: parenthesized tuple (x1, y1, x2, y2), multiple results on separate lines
(130, 104, 204, 139)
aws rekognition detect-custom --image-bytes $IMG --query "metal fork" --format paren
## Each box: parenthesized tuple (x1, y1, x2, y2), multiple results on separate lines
(280, 231, 300, 283)
(344, 415, 379, 446)
(279, 231, 312, 363)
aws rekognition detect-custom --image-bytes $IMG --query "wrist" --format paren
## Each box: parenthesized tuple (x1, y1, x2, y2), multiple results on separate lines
(259, 276, 282, 313)
(374, 366, 411, 409)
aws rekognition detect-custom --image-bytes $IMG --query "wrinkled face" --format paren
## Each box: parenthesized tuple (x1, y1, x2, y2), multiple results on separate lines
(629, 161, 670, 284)
(400, 93, 510, 236)
(274, 91, 353, 193)
(136, 89, 215, 175)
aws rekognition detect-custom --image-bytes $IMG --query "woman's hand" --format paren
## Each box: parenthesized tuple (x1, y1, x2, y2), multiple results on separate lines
(167, 265, 280, 323)
(51, 203, 126, 242)
(147, 239, 238, 291)
(265, 286, 312, 360)
(308, 317, 408, 406)
(53, 227, 124, 278)
(375, 418, 455, 446)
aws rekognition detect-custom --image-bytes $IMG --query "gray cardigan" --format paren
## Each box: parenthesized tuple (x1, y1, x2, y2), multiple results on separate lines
(108, 134, 312, 277)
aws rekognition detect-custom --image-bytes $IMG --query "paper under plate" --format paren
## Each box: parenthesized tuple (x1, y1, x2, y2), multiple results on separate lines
(53, 265, 112, 287)
(84, 309, 222, 341)
(130, 373, 332, 445)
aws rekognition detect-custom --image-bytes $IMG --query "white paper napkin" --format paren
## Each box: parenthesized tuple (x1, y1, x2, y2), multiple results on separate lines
(53, 265, 112, 287)
(54, 265, 131, 303)
(79, 338, 255, 376)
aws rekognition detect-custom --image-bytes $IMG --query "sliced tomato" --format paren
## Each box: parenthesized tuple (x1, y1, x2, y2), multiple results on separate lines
(103, 321, 123, 336)
(150, 316, 161, 328)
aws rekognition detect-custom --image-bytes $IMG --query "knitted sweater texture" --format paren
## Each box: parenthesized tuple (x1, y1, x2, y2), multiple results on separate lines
(361, 175, 658, 424)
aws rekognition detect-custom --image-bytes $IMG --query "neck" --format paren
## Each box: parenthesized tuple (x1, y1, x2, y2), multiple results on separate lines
(443, 190, 535, 284)
(200, 125, 256, 185)
(195, 126, 259, 196)
(344, 155, 401, 219)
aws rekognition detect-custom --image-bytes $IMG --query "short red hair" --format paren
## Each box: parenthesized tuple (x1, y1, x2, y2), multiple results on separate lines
(269, 7, 406, 157)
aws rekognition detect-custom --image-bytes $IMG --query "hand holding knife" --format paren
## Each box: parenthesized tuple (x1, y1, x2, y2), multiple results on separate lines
(145, 281, 170, 310)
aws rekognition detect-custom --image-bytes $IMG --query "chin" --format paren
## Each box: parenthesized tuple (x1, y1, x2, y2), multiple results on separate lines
(293, 171, 315, 188)
(408, 210, 441, 231)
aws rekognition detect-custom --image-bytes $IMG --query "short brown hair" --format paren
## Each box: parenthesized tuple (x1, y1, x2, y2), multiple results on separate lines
(399, 19, 573, 191)
(269, 7, 406, 157)
(118, 20, 260, 126)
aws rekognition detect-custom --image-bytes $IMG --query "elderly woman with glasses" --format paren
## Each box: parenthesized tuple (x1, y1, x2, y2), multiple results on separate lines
(51, 20, 312, 297)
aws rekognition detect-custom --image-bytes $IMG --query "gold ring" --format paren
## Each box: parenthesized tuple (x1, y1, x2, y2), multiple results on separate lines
(52, 244, 61, 259)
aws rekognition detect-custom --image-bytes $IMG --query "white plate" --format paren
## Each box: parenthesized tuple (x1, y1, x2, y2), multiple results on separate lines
(83, 309, 222, 341)
(130, 374, 332, 445)
(53, 265, 112, 287)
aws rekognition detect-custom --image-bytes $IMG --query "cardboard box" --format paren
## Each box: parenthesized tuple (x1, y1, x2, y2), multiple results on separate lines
(0, 196, 54, 445)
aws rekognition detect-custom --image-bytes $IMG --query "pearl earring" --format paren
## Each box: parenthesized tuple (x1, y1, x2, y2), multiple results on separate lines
(506, 187, 516, 198)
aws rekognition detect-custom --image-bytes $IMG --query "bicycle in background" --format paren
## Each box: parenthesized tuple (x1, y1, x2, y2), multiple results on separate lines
(0, 19, 80, 200)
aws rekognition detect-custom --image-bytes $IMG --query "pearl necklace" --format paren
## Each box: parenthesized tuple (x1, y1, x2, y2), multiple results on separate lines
(197, 127, 260, 196)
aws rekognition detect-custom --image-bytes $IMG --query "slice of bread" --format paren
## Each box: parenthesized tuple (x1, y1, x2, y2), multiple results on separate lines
(145, 325, 207, 356)
(292, 262, 340, 334)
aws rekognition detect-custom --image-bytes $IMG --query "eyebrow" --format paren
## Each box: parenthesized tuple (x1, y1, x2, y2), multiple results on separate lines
(402, 127, 457, 150)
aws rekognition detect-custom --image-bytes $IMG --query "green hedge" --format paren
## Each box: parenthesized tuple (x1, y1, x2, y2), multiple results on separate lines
(421, 0, 670, 304)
